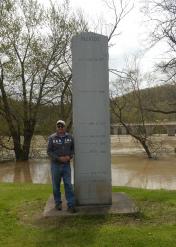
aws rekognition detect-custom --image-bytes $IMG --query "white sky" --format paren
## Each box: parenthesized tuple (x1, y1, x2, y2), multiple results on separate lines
(39, 0, 169, 83)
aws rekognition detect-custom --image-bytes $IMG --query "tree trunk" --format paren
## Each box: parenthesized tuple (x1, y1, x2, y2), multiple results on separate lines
(12, 128, 34, 161)
(12, 133, 24, 161)
(22, 130, 33, 160)
(140, 140, 152, 159)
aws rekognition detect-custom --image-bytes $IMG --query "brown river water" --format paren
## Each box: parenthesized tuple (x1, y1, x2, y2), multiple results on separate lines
(0, 155, 176, 190)
(0, 135, 175, 190)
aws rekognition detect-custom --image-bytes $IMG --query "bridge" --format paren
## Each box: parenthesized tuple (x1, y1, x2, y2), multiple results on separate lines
(111, 122, 176, 136)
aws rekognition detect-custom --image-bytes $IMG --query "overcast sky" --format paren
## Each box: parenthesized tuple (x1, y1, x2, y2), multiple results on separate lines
(39, 0, 168, 82)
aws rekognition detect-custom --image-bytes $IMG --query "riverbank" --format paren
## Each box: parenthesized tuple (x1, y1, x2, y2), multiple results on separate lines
(0, 183, 176, 247)
(111, 135, 176, 155)
(1, 134, 176, 161)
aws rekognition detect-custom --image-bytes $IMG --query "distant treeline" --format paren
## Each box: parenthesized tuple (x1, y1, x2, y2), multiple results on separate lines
(0, 84, 176, 136)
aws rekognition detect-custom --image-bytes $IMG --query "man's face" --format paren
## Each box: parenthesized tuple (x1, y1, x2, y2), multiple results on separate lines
(56, 124, 65, 135)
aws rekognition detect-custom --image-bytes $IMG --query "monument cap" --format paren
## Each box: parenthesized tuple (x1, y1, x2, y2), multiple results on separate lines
(56, 120, 66, 126)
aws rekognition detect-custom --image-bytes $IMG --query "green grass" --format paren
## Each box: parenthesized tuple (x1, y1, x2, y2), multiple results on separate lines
(0, 183, 176, 247)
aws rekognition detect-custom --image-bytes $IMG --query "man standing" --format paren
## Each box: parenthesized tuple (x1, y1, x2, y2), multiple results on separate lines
(47, 120, 76, 213)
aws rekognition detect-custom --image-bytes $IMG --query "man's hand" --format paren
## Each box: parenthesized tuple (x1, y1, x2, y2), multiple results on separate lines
(58, 155, 71, 162)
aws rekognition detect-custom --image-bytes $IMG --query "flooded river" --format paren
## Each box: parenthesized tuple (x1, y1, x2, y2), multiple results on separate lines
(0, 135, 175, 189)
(111, 155, 176, 190)
(0, 155, 176, 190)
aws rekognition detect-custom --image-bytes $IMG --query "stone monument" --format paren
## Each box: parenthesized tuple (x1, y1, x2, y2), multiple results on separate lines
(43, 32, 138, 216)
(71, 32, 112, 205)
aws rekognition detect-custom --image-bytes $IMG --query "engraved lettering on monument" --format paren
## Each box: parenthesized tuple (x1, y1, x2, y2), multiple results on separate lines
(72, 32, 112, 205)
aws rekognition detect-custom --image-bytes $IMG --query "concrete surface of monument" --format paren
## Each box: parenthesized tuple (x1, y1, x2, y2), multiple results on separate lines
(72, 32, 112, 205)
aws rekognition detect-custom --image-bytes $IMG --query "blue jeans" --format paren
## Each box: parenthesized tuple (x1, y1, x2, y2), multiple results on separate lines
(51, 163, 75, 208)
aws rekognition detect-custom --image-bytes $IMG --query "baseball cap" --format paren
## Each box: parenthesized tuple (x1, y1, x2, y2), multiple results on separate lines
(56, 120, 66, 126)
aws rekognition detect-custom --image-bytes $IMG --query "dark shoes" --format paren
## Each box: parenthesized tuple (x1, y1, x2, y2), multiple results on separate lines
(55, 203, 62, 211)
(67, 207, 77, 213)
(55, 204, 76, 213)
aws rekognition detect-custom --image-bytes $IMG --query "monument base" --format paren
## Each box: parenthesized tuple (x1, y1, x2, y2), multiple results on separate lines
(43, 192, 139, 217)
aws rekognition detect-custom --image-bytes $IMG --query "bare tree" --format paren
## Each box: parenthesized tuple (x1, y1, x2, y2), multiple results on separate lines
(91, 0, 133, 43)
(0, 0, 87, 160)
(143, 0, 176, 114)
(104, 0, 133, 42)
(110, 59, 163, 159)
(0, 0, 133, 161)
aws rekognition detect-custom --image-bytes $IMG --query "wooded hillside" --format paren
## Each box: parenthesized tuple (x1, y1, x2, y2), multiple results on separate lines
(0, 84, 176, 136)
(111, 84, 176, 124)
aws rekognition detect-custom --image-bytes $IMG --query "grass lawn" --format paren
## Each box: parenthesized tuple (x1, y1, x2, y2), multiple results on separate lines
(0, 183, 176, 247)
